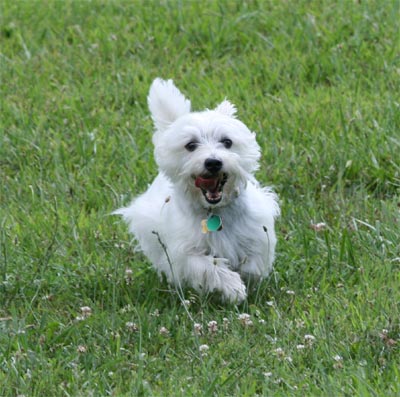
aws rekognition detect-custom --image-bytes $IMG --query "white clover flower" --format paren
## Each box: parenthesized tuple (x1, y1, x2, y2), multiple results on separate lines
(199, 344, 209, 352)
(199, 344, 209, 356)
(124, 268, 133, 284)
(238, 313, 253, 326)
(80, 306, 92, 317)
(238, 313, 250, 321)
(379, 329, 389, 339)
(159, 326, 169, 336)
(304, 334, 316, 346)
(193, 323, 203, 335)
(296, 344, 306, 350)
(274, 347, 285, 358)
(208, 320, 218, 334)
(77, 345, 87, 353)
(310, 222, 327, 232)
(125, 322, 138, 332)
(333, 355, 344, 369)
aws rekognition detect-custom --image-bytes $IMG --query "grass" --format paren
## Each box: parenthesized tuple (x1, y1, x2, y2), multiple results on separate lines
(1, 0, 399, 395)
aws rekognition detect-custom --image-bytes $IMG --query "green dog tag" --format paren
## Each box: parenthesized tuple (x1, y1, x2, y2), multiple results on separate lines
(206, 214, 223, 232)
(201, 214, 223, 233)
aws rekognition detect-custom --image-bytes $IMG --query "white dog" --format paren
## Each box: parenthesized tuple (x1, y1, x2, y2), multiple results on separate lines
(115, 79, 280, 303)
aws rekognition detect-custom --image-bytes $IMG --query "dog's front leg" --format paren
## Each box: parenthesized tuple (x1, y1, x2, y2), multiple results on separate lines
(181, 255, 247, 303)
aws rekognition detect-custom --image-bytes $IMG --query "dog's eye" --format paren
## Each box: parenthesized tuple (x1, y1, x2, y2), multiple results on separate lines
(185, 141, 198, 152)
(221, 138, 232, 149)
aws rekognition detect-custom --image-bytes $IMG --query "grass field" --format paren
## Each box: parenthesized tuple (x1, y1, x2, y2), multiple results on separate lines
(1, 1, 399, 396)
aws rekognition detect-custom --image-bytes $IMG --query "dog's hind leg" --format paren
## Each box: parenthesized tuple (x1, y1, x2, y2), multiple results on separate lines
(239, 254, 273, 279)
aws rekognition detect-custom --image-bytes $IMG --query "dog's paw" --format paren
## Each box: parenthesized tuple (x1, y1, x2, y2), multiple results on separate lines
(212, 262, 247, 303)
(223, 286, 247, 304)
(221, 273, 247, 304)
(185, 255, 247, 303)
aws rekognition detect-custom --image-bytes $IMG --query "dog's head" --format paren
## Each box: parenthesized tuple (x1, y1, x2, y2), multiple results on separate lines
(148, 78, 261, 208)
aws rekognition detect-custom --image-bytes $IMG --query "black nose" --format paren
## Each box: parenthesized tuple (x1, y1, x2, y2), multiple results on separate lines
(204, 158, 223, 174)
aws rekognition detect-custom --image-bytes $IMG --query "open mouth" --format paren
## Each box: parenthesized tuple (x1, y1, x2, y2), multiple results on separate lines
(194, 173, 228, 204)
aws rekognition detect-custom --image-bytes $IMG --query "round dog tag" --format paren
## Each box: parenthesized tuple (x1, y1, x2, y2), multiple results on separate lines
(206, 215, 223, 232)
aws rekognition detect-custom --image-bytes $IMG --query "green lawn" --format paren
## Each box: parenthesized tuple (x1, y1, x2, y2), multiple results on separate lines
(1, 1, 399, 396)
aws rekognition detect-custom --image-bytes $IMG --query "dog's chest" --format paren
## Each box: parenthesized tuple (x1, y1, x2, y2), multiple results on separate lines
(168, 195, 257, 266)
(201, 213, 254, 266)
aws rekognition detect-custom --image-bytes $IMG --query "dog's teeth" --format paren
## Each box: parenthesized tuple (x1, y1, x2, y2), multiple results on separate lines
(206, 191, 222, 202)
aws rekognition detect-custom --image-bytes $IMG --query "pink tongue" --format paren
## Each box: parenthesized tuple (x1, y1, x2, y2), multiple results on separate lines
(195, 176, 219, 192)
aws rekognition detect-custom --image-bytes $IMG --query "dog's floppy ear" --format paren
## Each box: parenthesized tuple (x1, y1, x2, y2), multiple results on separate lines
(147, 78, 191, 131)
(214, 99, 237, 118)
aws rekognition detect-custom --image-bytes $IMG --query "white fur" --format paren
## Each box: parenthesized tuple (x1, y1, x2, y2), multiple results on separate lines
(148, 78, 191, 131)
(115, 79, 280, 303)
